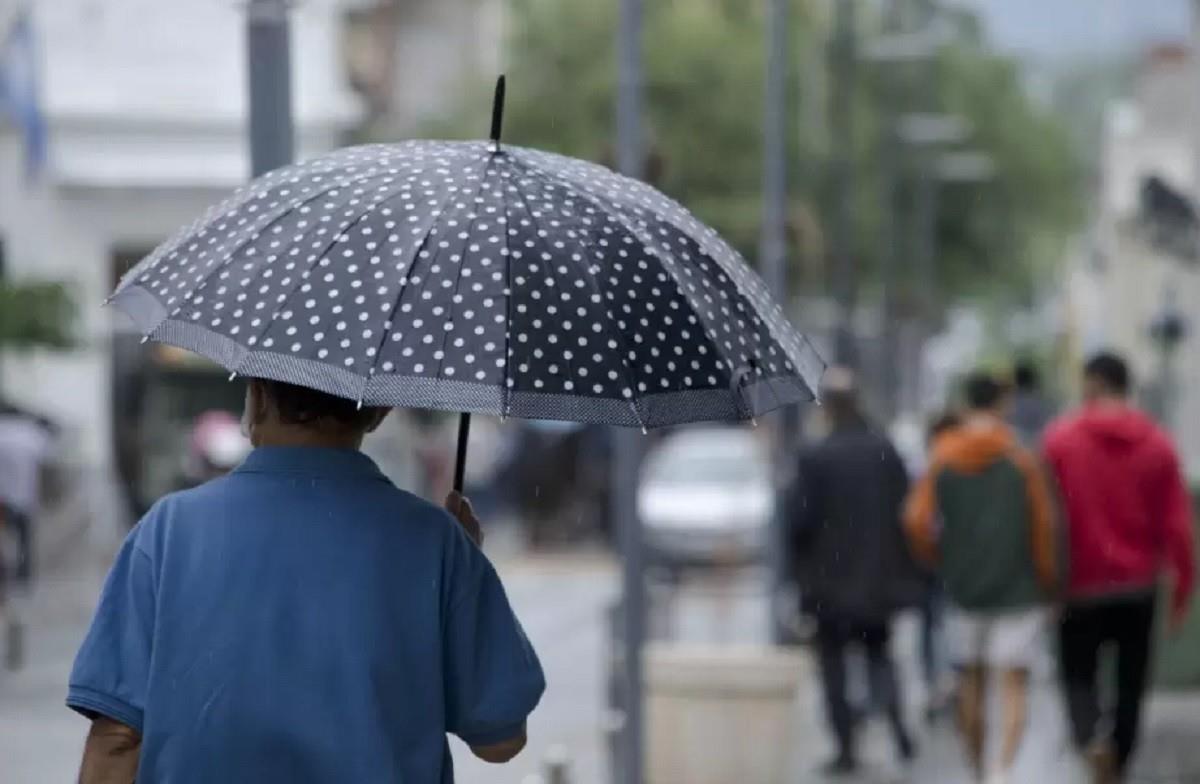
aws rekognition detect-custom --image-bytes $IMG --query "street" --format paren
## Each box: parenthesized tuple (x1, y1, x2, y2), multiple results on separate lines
(3, 526, 1200, 784)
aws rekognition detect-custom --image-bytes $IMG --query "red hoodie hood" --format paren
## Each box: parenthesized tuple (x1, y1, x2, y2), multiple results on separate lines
(1070, 404, 1159, 451)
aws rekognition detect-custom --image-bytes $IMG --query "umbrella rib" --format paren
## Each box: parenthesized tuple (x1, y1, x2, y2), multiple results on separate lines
(430, 149, 501, 384)
(512, 159, 646, 429)
(362, 165, 483, 397)
(230, 178, 405, 379)
(502, 162, 589, 420)
(547, 163, 810, 392)
(498, 157, 516, 420)
(149, 167, 396, 342)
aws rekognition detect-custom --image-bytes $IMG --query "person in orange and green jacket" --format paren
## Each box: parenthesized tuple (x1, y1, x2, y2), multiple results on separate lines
(905, 371, 1058, 784)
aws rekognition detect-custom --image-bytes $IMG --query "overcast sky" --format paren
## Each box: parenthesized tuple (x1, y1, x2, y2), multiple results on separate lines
(963, 0, 1190, 57)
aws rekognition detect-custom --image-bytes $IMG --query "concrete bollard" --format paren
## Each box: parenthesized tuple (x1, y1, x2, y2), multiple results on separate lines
(542, 744, 571, 784)
(645, 643, 807, 784)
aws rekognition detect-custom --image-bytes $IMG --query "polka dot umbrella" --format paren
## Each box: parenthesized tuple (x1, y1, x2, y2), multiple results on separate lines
(109, 78, 825, 490)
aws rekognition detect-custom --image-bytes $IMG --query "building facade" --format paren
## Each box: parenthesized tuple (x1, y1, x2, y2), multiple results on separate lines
(1066, 44, 1200, 476)
(0, 0, 360, 481)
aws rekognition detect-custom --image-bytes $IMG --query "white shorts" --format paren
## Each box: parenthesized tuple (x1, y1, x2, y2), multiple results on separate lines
(947, 607, 1046, 669)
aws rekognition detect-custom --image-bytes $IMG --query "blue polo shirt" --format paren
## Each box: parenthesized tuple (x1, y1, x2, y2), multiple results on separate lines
(67, 447, 544, 783)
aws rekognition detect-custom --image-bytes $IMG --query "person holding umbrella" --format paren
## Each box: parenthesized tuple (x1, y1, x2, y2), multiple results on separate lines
(71, 377, 545, 783)
(67, 79, 823, 783)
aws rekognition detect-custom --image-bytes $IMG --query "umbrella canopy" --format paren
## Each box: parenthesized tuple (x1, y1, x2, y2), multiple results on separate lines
(111, 141, 822, 429)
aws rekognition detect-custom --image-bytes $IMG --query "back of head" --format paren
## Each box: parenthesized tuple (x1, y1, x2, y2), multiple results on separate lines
(1013, 360, 1039, 393)
(963, 371, 1007, 414)
(926, 410, 961, 446)
(246, 379, 389, 447)
(820, 366, 861, 426)
(1083, 351, 1131, 401)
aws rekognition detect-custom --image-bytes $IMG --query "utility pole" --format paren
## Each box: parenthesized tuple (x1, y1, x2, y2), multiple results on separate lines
(246, 0, 295, 177)
(876, 0, 904, 421)
(614, 2, 645, 782)
(909, 0, 940, 412)
(761, 0, 799, 644)
(829, 0, 858, 366)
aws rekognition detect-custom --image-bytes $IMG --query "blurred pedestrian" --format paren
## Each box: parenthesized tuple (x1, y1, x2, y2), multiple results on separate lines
(0, 404, 54, 596)
(1009, 359, 1054, 447)
(0, 403, 54, 671)
(905, 372, 1058, 784)
(1043, 352, 1195, 783)
(182, 410, 250, 486)
(69, 380, 544, 783)
(788, 367, 921, 776)
(917, 410, 962, 724)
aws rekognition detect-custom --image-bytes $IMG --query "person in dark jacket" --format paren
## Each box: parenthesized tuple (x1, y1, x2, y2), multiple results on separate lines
(905, 372, 1058, 784)
(1009, 360, 1054, 447)
(789, 367, 921, 775)
(1043, 352, 1195, 783)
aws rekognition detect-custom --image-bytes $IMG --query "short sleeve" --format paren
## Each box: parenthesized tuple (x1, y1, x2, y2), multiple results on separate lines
(442, 526, 545, 747)
(66, 530, 156, 732)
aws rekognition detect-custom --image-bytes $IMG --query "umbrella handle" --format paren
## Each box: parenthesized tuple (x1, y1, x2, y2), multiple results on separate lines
(452, 412, 472, 494)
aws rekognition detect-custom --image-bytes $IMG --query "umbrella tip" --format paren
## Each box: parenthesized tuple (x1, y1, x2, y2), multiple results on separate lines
(139, 335, 149, 344)
(228, 372, 237, 382)
(356, 399, 364, 411)
(489, 74, 507, 148)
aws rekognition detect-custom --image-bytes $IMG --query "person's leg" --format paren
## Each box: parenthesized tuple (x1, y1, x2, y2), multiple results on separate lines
(999, 667, 1030, 773)
(1111, 595, 1156, 775)
(815, 617, 857, 770)
(863, 621, 916, 761)
(11, 509, 32, 591)
(1059, 604, 1104, 752)
(957, 663, 988, 781)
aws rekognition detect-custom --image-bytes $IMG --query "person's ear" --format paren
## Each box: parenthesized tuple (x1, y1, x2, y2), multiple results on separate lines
(365, 408, 391, 434)
(243, 380, 271, 436)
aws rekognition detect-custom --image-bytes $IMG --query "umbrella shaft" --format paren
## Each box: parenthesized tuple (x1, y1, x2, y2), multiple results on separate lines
(453, 412, 471, 494)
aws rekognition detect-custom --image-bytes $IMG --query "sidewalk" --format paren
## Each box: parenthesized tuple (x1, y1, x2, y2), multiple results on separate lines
(789, 615, 1200, 783)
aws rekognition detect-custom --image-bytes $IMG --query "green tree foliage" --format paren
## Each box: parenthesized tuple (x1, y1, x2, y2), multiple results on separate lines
(0, 280, 76, 350)
(420, 0, 1081, 307)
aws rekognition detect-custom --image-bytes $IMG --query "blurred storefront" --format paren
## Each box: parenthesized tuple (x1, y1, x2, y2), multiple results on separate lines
(0, 1, 359, 504)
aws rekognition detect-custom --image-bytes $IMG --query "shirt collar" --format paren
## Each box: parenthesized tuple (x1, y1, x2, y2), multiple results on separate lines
(234, 446, 387, 482)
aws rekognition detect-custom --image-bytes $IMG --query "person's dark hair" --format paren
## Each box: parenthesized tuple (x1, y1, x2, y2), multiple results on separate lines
(963, 371, 1006, 411)
(256, 379, 385, 430)
(1084, 351, 1131, 396)
(926, 410, 961, 445)
(1013, 360, 1038, 391)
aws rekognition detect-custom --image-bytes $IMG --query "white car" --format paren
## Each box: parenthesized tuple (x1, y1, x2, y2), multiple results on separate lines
(637, 427, 775, 568)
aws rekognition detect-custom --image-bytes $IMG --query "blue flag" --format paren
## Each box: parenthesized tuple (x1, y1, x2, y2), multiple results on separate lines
(0, 9, 47, 181)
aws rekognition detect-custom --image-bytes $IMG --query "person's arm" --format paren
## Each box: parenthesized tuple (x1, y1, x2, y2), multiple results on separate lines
(470, 725, 528, 763)
(1157, 446, 1195, 628)
(441, 498, 544, 763)
(903, 461, 940, 567)
(1016, 450, 1059, 595)
(78, 717, 141, 784)
(67, 519, 157, 780)
(787, 453, 820, 556)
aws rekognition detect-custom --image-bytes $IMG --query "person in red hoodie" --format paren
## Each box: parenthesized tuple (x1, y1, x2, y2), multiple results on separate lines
(1043, 352, 1195, 783)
